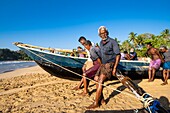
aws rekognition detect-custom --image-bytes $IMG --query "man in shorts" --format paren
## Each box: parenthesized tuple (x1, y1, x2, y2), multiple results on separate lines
(79, 40, 101, 96)
(87, 26, 121, 109)
(160, 45, 170, 85)
(146, 42, 164, 82)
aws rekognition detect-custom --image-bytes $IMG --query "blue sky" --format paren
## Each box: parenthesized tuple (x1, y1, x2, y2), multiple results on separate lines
(0, 0, 170, 50)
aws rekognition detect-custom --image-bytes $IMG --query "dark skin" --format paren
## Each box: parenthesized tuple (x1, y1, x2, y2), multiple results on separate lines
(79, 44, 102, 95)
(87, 28, 120, 109)
(72, 38, 87, 90)
(130, 53, 136, 60)
(98, 28, 120, 75)
(124, 52, 131, 60)
(160, 48, 169, 85)
(147, 44, 164, 82)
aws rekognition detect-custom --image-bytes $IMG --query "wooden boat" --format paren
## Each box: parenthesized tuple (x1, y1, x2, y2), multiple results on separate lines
(13, 42, 159, 80)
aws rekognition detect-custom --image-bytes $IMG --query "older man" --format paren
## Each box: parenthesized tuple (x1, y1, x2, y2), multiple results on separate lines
(87, 26, 121, 109)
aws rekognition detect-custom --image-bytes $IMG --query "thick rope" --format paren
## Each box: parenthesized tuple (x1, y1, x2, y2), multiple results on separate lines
(139, 93, 159, 113)
(27, 49, 135, 97)
(26, 48, 158, 112)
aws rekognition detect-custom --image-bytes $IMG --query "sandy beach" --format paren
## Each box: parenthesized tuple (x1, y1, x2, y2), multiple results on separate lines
(0, 66, 170, 113)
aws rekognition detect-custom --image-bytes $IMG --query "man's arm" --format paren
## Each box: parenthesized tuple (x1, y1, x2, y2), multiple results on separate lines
(130, 53, 136, 60)
(125, 54, 131, 60)
(82, 61, 87, 73)
(97, 58, 102, 64)
(155, 49, 164, 62)
(112, 54, 121, 76)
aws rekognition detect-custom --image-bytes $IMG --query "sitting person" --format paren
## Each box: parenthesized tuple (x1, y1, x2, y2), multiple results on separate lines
(123, 51, 131, 60)
(76, 40, 102, 96)
(77, 46, 85, 57)
(120, 52, 125, 60)
(130, 48, 138, 60)
(146, 42, 164, 82)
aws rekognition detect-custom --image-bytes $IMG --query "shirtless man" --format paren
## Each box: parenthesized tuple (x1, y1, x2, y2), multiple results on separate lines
(146, 42, 164, 82)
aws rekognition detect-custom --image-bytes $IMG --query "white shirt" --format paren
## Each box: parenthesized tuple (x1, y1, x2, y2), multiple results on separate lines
(86, 41, 95, 61)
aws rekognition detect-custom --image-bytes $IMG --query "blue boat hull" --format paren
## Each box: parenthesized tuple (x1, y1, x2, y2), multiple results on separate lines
(18, 46, 162, 80)
(19, 47, 87, 80)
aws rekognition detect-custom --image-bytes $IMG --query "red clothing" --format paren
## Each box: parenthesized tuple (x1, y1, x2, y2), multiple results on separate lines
(85, 60, 100, 78)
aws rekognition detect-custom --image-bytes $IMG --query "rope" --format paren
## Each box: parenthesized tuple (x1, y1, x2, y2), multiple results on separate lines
(144, 97, 154, 113)
(27, 48, 135, 97)
(139, 93, 161, 113)
(26, 48, 159, 112)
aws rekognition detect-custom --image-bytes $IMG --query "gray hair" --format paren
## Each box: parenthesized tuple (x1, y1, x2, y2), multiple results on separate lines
(98, 26, 109, 35)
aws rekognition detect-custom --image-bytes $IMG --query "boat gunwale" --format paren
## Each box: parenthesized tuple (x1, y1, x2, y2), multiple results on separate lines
(17, 45, 88, 60)
(16, 43, 150, 64)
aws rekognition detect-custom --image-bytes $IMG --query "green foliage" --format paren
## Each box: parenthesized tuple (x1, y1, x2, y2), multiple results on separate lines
(120, 29, 170, 57)
(120, 40, 132, 52)
(0, 49, 32, 61)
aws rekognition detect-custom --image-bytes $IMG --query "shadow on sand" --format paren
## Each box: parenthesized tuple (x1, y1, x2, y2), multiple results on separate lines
(105, 79, 142, 104)
(85, 96, 170, 113)
(85, 79, 170, 113)
(85, 109, 147, 113)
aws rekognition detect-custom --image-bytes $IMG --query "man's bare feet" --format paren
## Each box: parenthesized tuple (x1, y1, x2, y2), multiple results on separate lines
(86, 102, 99, 109)
(72, 86, 80, 90)
(148, 79, 153, 82)
(161, 82, 168, 85)
(78, 91, 89, 96)
(100, 98, 106, 105)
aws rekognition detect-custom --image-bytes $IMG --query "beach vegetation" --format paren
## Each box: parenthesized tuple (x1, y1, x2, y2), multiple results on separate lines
(1, 29, 170, 60)
(0, 49, 32, 61)
(120, 29, 170, 57)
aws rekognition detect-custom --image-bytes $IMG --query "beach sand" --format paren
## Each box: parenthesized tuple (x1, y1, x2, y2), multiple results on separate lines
(0, 66, 170, 113)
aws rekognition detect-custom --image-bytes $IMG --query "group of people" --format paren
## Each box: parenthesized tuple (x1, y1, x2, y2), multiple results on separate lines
(120, 48, 138, 60)
(71, 26, 169, 109)
(146, 42, 170, 85)
(72, 26, 120, 109)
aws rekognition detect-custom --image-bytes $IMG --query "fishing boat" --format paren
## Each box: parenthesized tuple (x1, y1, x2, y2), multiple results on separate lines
(13, 42, 160, 80)
(13, 42, 169, 113)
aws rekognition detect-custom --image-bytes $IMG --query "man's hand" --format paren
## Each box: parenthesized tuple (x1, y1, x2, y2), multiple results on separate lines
(161, 59, 165, 63)
(112, 68, 117, 77)
(82, 65, 86, 73)
(83, 73, 86, 76)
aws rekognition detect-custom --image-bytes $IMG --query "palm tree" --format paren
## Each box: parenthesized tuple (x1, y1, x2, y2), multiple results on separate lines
(121, 40, 132, 52)
(114, 37, 121, 45)
(161, 29, 170, 38)
(128, 32, 138, 47)
(119, 29, 170, 57)
(136, 35, 145, 48)
(160, 29, 170, 48)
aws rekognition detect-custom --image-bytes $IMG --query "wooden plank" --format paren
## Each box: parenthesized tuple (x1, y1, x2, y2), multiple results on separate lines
(13, 42, 87, 55)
